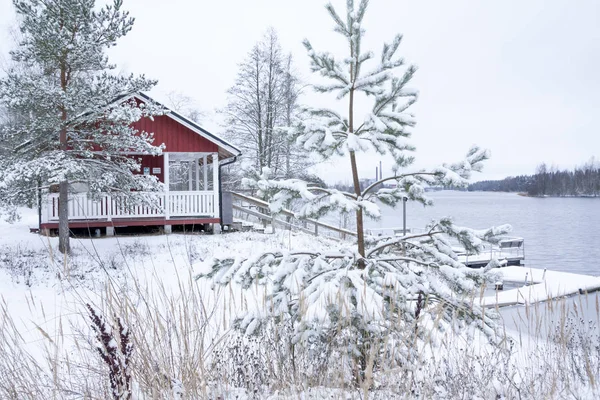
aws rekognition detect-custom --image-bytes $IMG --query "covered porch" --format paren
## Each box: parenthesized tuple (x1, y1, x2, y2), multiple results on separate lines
(40, 152, 222, 234)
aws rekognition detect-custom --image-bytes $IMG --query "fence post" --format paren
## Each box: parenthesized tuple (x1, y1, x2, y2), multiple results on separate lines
(212, 153, 220, 221)
(106, 194, 112, 222)
(271, 214, 276, 233)
(164, 152, 170, 220)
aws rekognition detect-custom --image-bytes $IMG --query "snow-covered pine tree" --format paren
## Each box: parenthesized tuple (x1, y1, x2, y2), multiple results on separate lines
(0, 0, 163, 254)
(198, 0, 511, 388)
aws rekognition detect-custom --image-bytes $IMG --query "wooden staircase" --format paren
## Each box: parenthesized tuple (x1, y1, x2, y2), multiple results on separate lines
(228, 192, 356, 240)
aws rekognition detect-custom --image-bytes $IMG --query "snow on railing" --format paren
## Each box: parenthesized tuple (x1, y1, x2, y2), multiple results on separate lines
(230, 191, 356, 240)
(45, 191, 215, 222)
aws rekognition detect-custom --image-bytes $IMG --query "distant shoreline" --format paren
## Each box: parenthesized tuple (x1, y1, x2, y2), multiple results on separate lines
(432, 189, 600, 198)
(460, 190, 600, 198)
(513, 192, 599, 198)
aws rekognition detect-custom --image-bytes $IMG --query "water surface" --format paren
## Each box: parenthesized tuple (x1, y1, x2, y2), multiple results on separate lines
(366, 191, 600, 276)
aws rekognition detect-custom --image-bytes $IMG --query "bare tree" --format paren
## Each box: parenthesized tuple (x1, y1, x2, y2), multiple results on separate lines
(165, 91, 204, 123)
(280, 54, 307, 178)
(222, 29, 306, 182)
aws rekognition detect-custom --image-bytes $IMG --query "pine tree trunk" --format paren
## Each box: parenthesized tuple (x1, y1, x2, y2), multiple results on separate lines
(346, 20, 365, 267)
(348, 86, 366, 266)
(58, 63, 70, 254)
(350, 151, 365, 260)
(58, 179, 70, 254)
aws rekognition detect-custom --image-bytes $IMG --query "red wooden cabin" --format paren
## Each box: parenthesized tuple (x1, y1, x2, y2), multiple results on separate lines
(40, 93, 240, 235)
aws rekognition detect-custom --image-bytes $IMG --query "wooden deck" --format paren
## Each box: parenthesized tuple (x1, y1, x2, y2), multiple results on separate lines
(458, 238, 525, 267)
(40, 190, 220, 232)
(458, 252, 524, 268)
(40, 217, 219, 230)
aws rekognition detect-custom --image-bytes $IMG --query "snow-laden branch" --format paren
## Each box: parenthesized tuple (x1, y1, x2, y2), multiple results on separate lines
(243, 167, 363, 219)
(196, 214, 507, 347)
(361, 172, 437, 197)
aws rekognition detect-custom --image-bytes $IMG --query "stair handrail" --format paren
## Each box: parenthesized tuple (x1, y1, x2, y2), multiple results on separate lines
(230, 191, 357, 238)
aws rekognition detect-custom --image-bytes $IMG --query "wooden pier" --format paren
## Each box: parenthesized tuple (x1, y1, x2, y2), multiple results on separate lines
(367, 227, 525, 268)
(480, 266, 600, 307)
(458, 237, 525, 268)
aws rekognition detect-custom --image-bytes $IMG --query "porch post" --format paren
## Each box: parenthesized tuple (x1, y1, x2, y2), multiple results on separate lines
(41, 192, 54, 236)
(203, 155, 208, 190)
(163, 153, 171, 233)
(40, 190, 47, 225)
(212, 153, 220, 233)
(195, 157, 200, 191)
(40, 189, 49, 236)
(164, 152, 170, 194)
(188, 160, 193, 191)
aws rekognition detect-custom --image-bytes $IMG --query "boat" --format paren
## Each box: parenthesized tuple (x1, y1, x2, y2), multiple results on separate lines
(456, 237, 525, 268)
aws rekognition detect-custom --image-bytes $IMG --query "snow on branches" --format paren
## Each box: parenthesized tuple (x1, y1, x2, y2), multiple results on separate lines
(199, 0, 511, 385)
(292, 75, 418, 165)
(0, 94, 166, 207)
(243, 144, 492, 221)
(197, 218, 509, 378)
(243, 167, 363, 219)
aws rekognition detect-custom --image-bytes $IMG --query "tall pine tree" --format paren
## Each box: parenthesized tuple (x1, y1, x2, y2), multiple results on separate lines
(0, 0, 162, 254)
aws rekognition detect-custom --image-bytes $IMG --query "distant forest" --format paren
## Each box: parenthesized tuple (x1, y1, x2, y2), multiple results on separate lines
(468, 159, 600, 196)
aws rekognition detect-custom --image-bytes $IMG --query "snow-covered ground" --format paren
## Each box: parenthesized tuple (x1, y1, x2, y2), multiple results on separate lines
(1, 208, 599, 399)
(1, 207, 339, 340)
(0, 207, 349, 398)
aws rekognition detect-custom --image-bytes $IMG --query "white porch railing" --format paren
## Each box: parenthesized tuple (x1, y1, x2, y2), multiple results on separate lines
(167, 191, 215, 217)
(44, 191, 216, 222)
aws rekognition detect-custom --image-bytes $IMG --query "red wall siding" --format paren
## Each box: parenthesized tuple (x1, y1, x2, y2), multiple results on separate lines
(132, 115, 218, 153)
(136, 155, 165, 183)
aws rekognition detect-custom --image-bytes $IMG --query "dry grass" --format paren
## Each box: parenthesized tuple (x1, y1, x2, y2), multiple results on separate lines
(0, 236, 599, 399)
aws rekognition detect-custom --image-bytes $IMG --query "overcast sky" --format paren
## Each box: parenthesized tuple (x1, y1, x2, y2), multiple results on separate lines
(1, 0, 599, 183)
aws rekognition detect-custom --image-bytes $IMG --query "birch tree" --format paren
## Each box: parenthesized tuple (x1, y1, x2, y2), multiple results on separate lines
(0, 0, 163, 254)
(222, 29, 307, 181)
